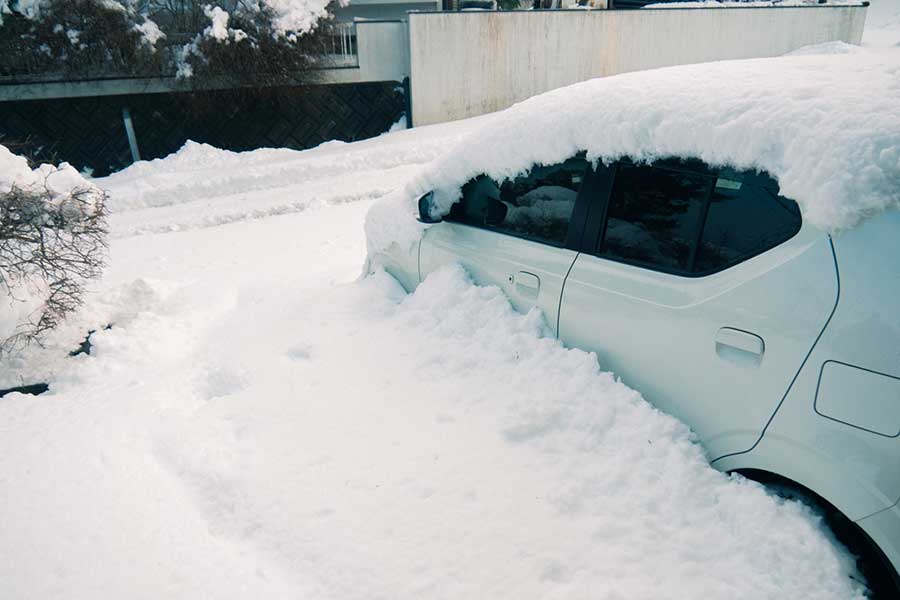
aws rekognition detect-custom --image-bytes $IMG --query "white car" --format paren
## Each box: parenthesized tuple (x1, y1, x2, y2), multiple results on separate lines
(367, 49, 900, 594)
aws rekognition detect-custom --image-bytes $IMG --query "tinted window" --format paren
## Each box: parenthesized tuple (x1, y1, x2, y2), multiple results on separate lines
(694, 171, 801, 274)
(600, 161, 711, 272)
(447, 157, 588, 247)
(597, 160, 801, 276)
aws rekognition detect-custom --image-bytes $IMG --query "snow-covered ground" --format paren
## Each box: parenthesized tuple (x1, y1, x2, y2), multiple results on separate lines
(2, 6, 899, 599)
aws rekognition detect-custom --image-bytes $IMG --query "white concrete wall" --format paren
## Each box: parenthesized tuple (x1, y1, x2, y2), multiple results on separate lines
(408, 6, 867, 125)
(323, 20, 410, 84)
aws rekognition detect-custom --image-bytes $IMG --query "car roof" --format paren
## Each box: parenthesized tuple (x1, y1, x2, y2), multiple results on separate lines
(412, 45, 900, 234)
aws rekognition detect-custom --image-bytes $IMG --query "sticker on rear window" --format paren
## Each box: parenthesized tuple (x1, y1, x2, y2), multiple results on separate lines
(716, 177, 743, 191)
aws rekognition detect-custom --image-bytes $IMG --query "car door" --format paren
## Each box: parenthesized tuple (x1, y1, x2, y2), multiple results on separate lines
(558, 158, 839, 460)
(419, 156, 595, 334)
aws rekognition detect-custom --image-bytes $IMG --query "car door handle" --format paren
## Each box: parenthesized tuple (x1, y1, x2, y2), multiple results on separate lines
(511, 271, 540, 298)
(716, 327, 765, 366)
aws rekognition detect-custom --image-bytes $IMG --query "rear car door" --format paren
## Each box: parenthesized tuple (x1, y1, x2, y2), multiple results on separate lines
(558, 159, 839, 459)
(419, 156, 594, 334)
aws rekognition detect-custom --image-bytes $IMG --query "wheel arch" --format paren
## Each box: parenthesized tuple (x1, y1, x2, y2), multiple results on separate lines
(730, 467, 900, 596)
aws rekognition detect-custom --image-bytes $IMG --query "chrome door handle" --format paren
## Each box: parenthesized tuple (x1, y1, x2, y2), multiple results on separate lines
(716, 327, 765, 366)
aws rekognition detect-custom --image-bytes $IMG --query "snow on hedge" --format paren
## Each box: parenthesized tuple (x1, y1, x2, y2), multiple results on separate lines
(194, 0, 340, 43)
(366, 47, 900, 255)
(0, 0, 165, 46)
(265, 0, 341, 37)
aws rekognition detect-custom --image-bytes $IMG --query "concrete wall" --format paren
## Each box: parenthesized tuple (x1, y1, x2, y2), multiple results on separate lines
(324, 20, 409, 84)
(408, 6, 868, 125)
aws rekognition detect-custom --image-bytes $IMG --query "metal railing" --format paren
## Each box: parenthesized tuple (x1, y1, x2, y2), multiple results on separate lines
(323, 22, 359, 68)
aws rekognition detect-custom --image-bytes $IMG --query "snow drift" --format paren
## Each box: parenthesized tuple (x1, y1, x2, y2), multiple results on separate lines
(366, 47, 900, 254)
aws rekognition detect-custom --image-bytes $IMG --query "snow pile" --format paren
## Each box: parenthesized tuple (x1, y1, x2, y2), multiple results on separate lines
(0, 193, 867, 596)
(0, 144, 99, 199)
(366, 48, 900, 254)
(99, 118, 486, 236)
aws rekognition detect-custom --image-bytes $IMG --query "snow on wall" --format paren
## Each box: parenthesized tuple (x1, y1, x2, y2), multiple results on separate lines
(367, 46, 900, 255)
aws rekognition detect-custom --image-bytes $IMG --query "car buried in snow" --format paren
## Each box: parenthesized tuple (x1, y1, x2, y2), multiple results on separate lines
(367, 51, 900, 595)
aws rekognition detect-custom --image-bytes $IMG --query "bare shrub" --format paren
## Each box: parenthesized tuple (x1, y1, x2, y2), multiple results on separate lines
(0, 173, 108, 355)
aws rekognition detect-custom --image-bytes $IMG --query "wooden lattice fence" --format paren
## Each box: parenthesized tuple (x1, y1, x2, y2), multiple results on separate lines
(0, 81, 405, 176)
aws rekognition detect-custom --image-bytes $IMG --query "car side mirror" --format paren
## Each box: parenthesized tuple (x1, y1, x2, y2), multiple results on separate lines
(417, 191, 442, 224)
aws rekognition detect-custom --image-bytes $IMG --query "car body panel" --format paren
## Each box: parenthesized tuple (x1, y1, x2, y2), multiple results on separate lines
(372, 240, 420, 293)
(714, 210, 900, 521)
(419, 222, 578, 334)
(857, 500, 900, 584)
(557, 223, 838, 460)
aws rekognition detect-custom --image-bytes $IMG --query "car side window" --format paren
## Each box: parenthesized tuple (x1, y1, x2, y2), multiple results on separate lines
(447, 157, 589, 247)
(599, 161, 712, 272)
(597, 160, 801, 276)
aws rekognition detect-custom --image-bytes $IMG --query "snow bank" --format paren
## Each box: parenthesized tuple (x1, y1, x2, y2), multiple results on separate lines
(97, 118, 486, 236)
(366, 47, 900, 254)
(0, 144, 99, 199)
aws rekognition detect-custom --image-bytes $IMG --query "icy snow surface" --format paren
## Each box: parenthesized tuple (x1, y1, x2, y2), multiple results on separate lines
(366, 45, 900, 254)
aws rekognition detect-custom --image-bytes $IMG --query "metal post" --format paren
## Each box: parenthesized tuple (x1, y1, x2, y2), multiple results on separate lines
(121, 106, 141, 163)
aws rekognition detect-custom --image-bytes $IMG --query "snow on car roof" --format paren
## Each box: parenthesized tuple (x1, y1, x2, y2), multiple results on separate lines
(366, 45, 900, 254)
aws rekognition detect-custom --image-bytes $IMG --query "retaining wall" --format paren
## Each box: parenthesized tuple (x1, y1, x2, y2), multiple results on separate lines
(408, 5, 868, 125)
